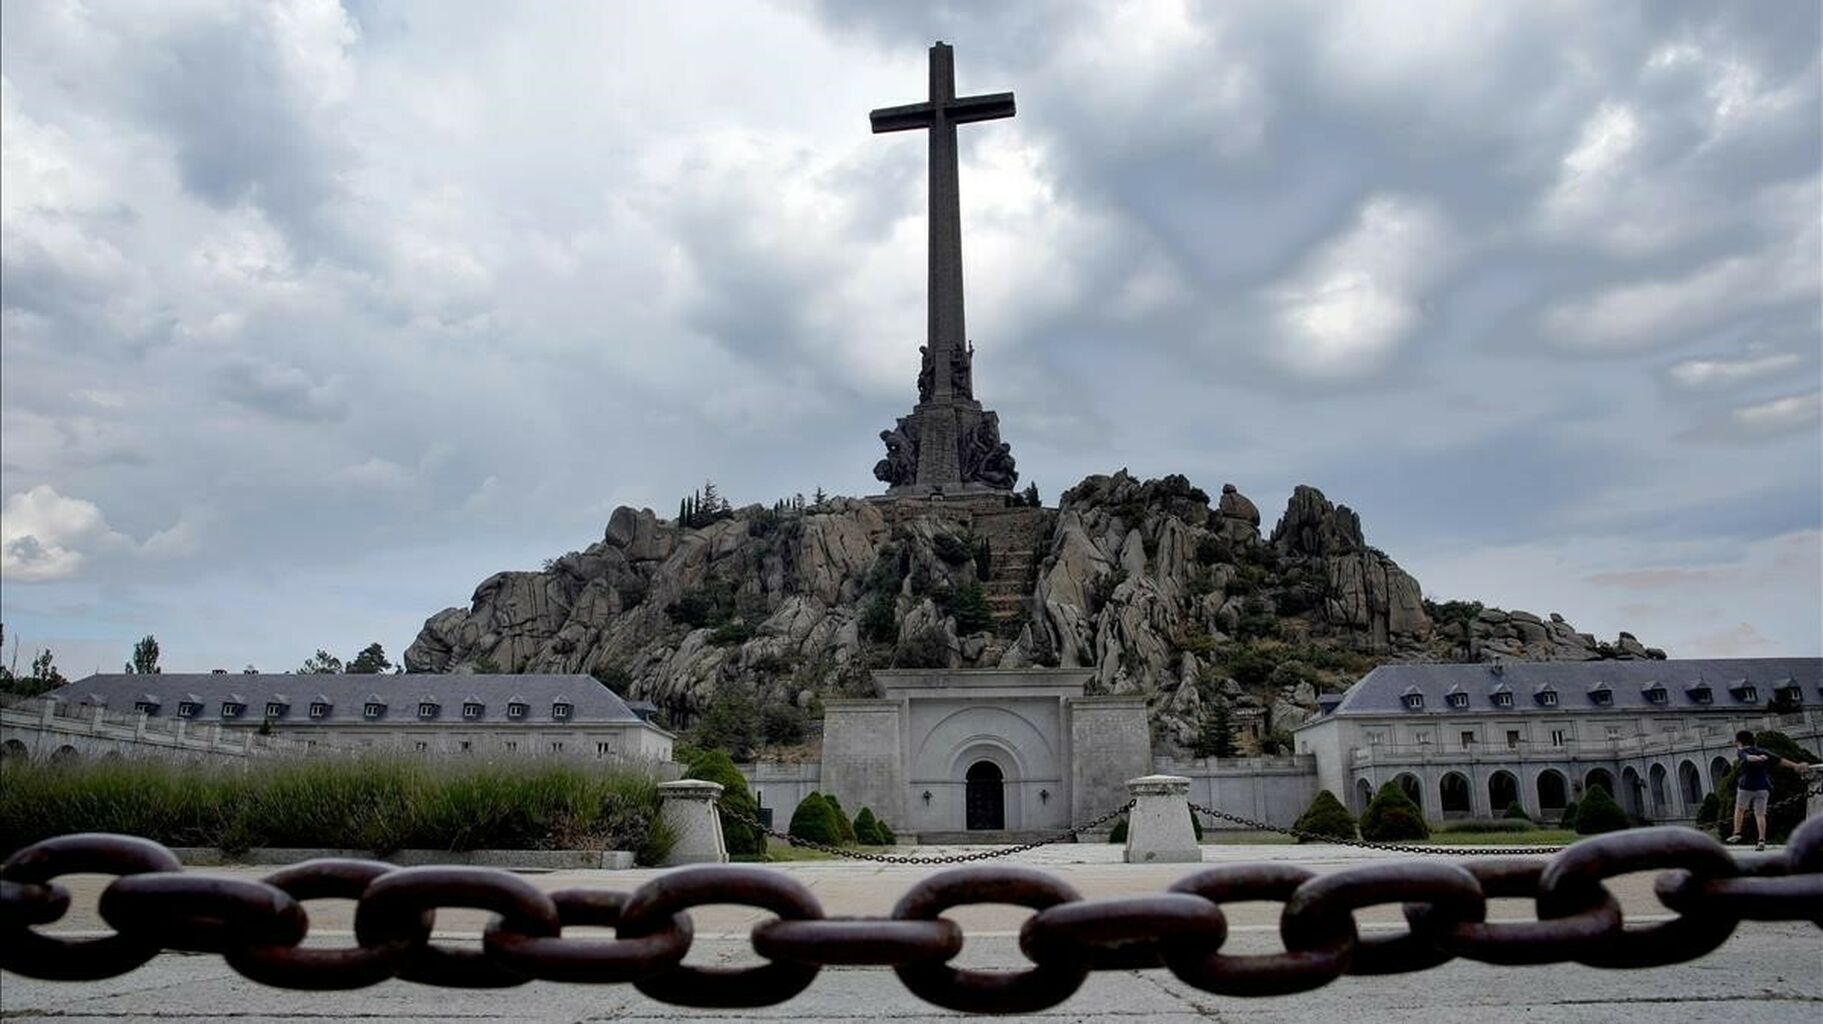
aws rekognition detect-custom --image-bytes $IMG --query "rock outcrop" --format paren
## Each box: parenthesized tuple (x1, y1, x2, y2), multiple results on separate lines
(405, 472, 1663, 752)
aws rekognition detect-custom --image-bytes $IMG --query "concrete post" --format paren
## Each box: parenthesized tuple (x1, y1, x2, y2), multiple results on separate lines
(1124, 774, 1201, 864)
(657, 779, 728, 866)
(1805, 765, 1823, 822)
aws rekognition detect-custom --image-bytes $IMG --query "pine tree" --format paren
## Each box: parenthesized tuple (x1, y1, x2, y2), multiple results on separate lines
(1191, 698, 1236, 759)
(812, 486, 828, 506)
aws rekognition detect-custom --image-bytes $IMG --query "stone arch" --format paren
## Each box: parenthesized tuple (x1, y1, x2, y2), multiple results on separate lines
(1648, 763, 1670, 815)
(965, 760, 1005, 831)
(1709, 756, 1730, 791)
(1584, 768, 1615, 799)
(50, 744, 79, 763)
(1354, 777, 1374, 814)
(1619, 767, 1644, 817)
(1679, 760, 1703, 806)
(1394, 772, 1422, 805)
(1488, 770, 1520, 815)
(1536, 769, 1568, 816)
(1, 739, 27, 761)
(1439, 772, 1472, 818)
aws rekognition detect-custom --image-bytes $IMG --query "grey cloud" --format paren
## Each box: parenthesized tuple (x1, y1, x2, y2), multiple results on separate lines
(214, 361, 349, 422)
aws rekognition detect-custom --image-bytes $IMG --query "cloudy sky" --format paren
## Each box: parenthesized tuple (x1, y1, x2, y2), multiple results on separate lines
(2, 0, 1818, 676)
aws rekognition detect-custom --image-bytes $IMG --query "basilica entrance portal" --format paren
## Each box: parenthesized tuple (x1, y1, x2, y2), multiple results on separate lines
(965, 760, 1005, 830)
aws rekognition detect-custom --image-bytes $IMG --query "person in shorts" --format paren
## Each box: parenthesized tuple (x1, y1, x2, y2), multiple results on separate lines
(1725, 730, 1807, 851)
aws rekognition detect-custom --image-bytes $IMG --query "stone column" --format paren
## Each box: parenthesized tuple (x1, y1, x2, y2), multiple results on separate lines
(658, 779, 728, 866)
(1124, 774, 1201, 864)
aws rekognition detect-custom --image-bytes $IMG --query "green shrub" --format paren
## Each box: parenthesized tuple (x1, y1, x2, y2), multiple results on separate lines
(860, 592, 898, 644)
(932, 532, 972, 565)
(681, 747, 764, 857)
(853, 807, 884, 845)
(1573, 784, 1629, 835)
(788, 792, 843, 845)
(1559, 800, 1579, 830)
(1715, 731, 1820, 843)
(876, 816, 897, 845)
(1292, 790, 1356, 842)
(0, 756, 669, 863)
(1502, 801, 1530, 822)
(947, 581, 994, 635)
(822, 793, 856, 843)
(1360, 780, 1430, 841)
(892, 627, 951, 668)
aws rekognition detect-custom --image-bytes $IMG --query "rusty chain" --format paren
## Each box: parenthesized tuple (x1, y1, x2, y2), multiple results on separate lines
(3, 818, 1820, 1012)
(721, 800, 1135, 863)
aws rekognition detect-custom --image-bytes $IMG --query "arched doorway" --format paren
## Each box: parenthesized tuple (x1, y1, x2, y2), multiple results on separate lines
(1619, 767, 1644, 817)
(1439, 772, 1472, 819)
(1488, 771, 1519, 815)
(1394, 772, 1422, 805)
(50, 745, 78, 763)
(1354, 778, 1374, 814)
(1709, 756, 1730, 791)
(965, 761, 1005, 830)
(1679, 761, 1703, 805)
(1536, 769, 1568, 819)
(1, 739, 27, 761)
(1648, 764, 1670, 815)
(1585, 768, 1615, 799)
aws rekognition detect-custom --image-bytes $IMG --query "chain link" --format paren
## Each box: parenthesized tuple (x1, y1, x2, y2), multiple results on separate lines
(722, 800, 1136, 863)
(2, 819, 1819, 1013)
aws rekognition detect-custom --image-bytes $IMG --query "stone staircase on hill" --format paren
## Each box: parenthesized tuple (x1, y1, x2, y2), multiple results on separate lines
(970, 507, 1054, 628)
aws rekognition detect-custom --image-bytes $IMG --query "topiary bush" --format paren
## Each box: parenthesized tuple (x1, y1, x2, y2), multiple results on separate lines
(1573, 784, 1629, 835)
(1292, 790, 1356, 842)
(1559, 800, 1579, 830)
(853, 806, 884, 845)
(1502, 801, 1530, 822)
(822, 793, 856, 843)
(1359, 779, 1430, 842)
(681, 747, 764, 857)
(876, 816, 898, 845)
(788, 792, 843, 845)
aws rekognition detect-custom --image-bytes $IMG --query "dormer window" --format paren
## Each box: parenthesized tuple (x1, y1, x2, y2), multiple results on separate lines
(552, 701, 573, 721)
(1729, 681, 1758, 703)
(1773, 683, 1802, 706)
(1536, 687, 1558, 707)
(364, 700, 386, 720)
(1400, 686, 1424, 710)
(462, 701, 483, 719)
(1446, 692, 1468, 708)
(265, 701, 289, 719)
(417, 701, 440, 720)
(1589, 685, 1613, 707)
(1643, 685, 1668, 705)
(177, 700, 202, 718)
(1493, 691, 1514, 708)
(309, 701, 331, 719)
(506, 701, 528, 720)
(134, 698, 160, 715)
(1688, 685, 1713, 705)
(221, 701, 245, 720)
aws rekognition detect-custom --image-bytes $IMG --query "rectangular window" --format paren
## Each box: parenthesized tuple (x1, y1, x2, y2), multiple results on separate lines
(364, 703, 385, 719)
(550, 741, 564, 753)
(265, 703, 286, 718)
(305, 740, 317, 750)
(1539, 691, 1558, 707)
(1459, 731, 1475, 750)
(507, 704, 527, 720)
(459, 741, 472, 752)
(134, 701, 159, 715)
(178, 702, 201, 717)
(1605, 725, 1622, 740)
(552, 704, 572, 720)
(505, 741, 518, 752)
(414, 741, 427, 752)
(417, 703, 438, 720)
(1506, 730, 1520, 749)
(309, 703, 330, 719)
(1364, 730, 1385, 745)
(463, 704, 481, 719)
(1550, 729, 1567, 747)
(1494, 692, 1514, 707)
(1414, 730, 1431, 745)
(221, 703, 243, 719)
(597, 742, 612, 756)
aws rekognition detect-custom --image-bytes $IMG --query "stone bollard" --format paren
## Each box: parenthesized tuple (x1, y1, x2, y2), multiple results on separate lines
(1124, 774, 1202, 864)
(657, 779, 728, 866)
(1806, 765, 1823, 823)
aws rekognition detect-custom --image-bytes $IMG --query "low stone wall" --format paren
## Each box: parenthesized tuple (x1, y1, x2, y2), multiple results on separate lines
(739, 760, 822, 827)
(1154, 755, 1320, 830)
(1, 699, 315, 763)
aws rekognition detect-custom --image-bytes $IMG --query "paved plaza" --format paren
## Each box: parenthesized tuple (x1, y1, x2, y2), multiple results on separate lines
(4, 842, 1819, 1022)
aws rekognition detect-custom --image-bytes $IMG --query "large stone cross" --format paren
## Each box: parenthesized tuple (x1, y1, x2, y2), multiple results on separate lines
(871, 42, 1014, 403)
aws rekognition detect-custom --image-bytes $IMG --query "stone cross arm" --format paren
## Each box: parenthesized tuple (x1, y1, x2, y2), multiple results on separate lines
(871, 92, 1016, 133)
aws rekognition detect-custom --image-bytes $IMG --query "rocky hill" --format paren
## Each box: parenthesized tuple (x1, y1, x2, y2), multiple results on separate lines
(405, 471, 1663, 752)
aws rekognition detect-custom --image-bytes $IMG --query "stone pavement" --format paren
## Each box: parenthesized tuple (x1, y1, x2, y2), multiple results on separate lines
(5, 842, 1820, 1022)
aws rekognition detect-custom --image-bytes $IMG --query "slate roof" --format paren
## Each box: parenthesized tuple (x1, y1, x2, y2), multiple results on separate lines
(53, 673, 650, 726)
(1321, 659, 1820, 717)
